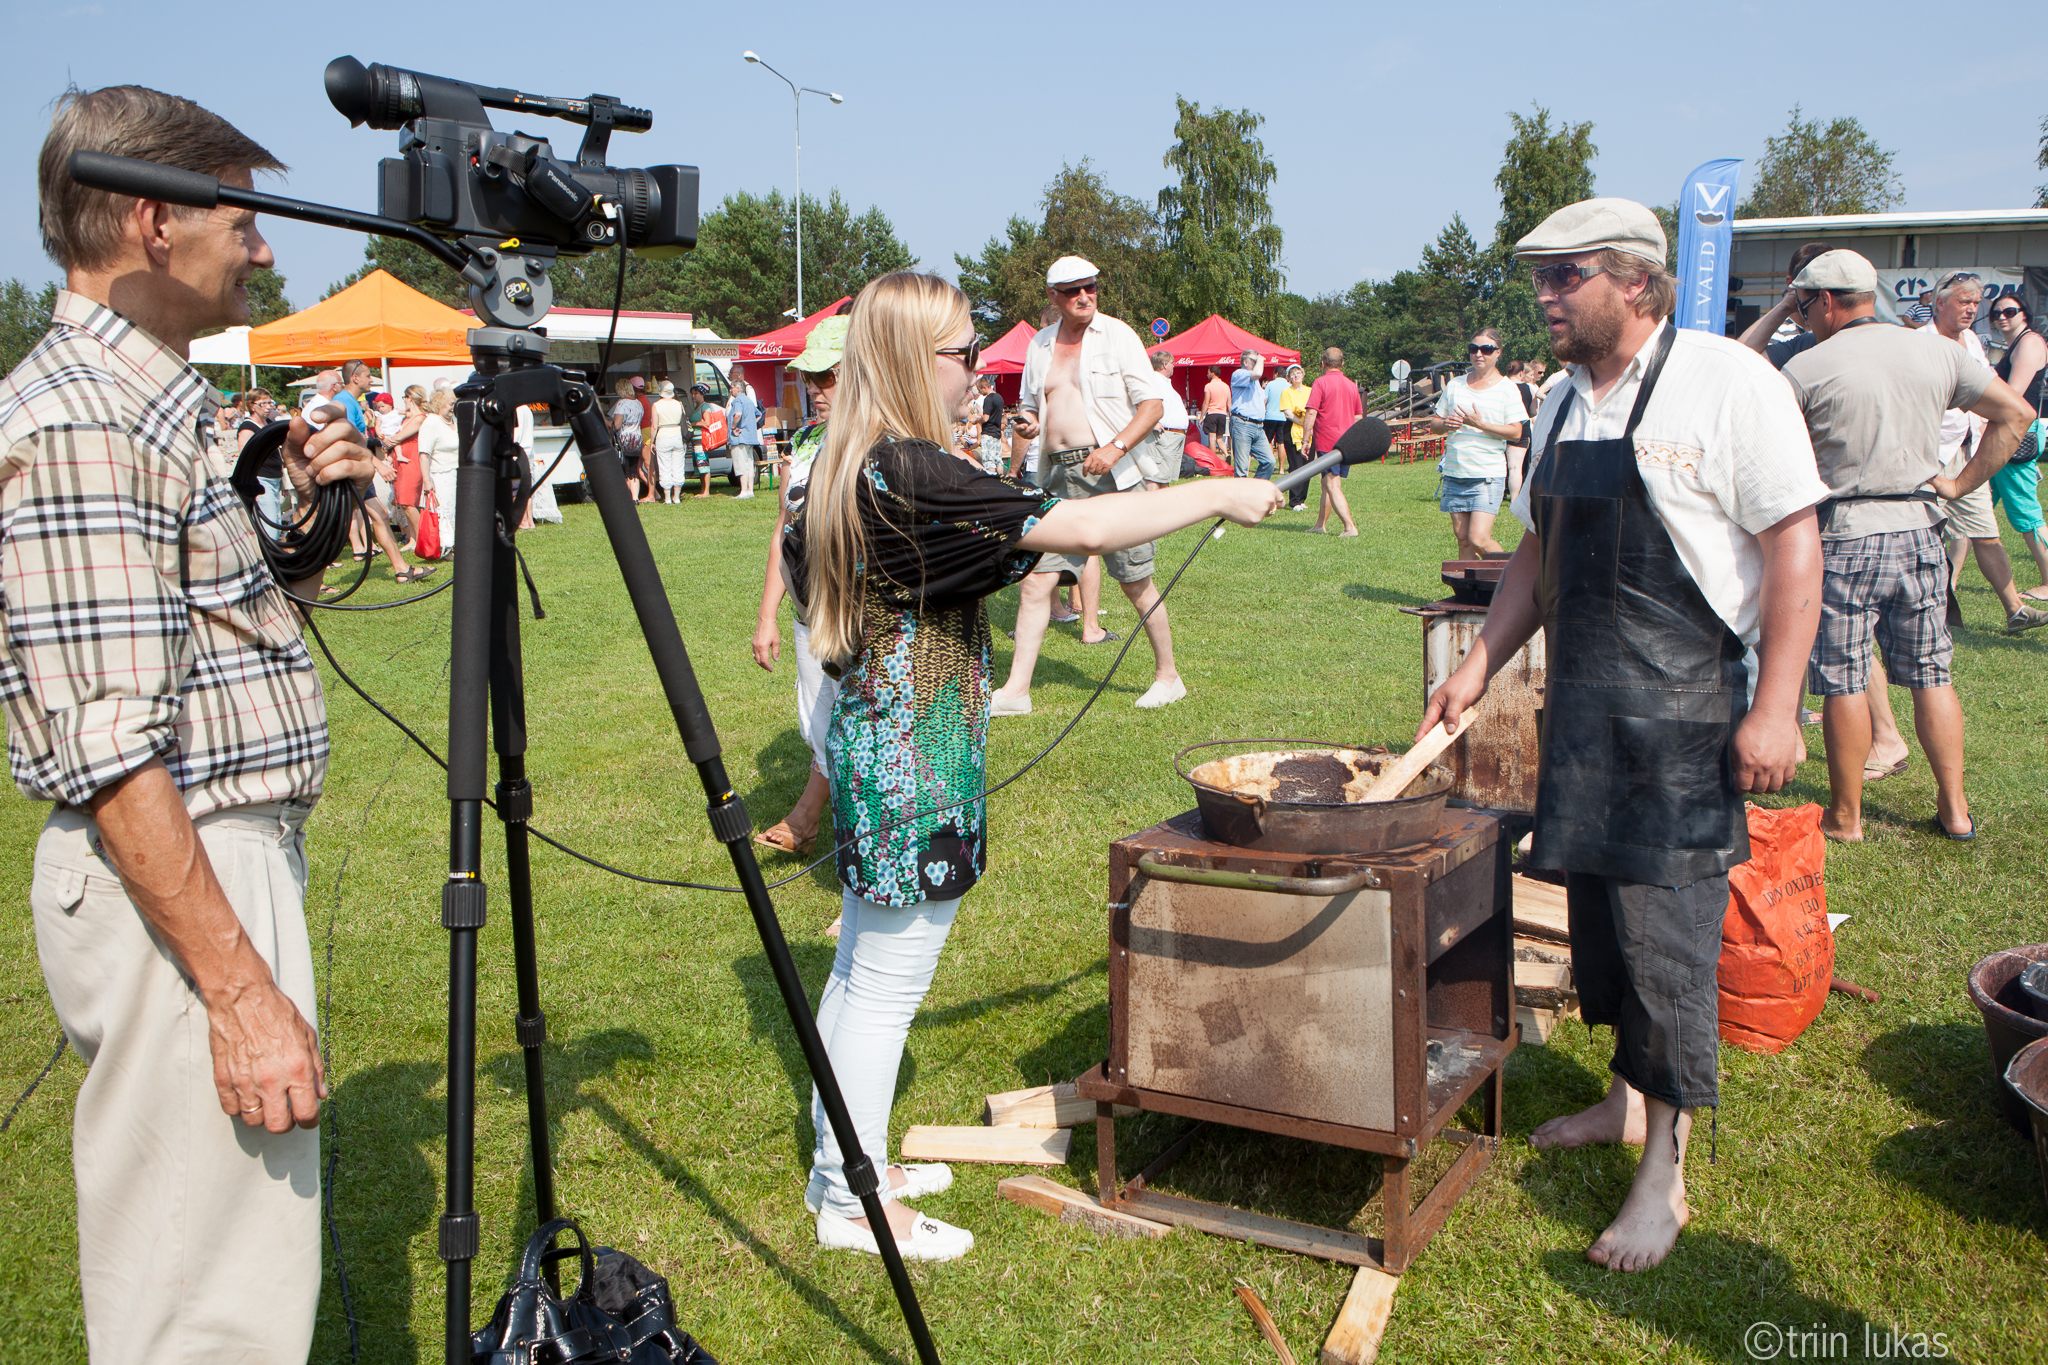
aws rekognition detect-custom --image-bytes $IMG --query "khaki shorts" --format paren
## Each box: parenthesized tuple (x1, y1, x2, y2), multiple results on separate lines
(1131, 429, 1180, 485)
(1032, 457, 1156, 584)
(1940, 447, 2000, 540)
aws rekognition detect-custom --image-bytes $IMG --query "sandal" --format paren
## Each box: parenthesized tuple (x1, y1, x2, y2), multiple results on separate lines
(753, 820, 816, 856)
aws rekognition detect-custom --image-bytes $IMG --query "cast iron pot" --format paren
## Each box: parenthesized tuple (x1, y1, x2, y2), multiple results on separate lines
(1174, 738, 1453, 856)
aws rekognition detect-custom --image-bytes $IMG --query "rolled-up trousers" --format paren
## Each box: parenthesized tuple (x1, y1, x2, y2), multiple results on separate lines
(1565, 871, 1726, 1110)
(32, 801, 321, 1364)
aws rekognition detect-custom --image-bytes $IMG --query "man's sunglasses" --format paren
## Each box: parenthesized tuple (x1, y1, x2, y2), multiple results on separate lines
(936, 336, 984, 370)
(1989, 306, 2024, 322)
(1529, 262, 1606, 293)
(1469, 343, 1499, 355)
(1053, 280, 1100, 297)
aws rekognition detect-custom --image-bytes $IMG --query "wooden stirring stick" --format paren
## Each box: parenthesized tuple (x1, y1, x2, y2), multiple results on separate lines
(1360, 718, 1460, 802)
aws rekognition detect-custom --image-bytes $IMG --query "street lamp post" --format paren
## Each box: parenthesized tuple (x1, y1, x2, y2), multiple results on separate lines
(742, 51, 842, 320)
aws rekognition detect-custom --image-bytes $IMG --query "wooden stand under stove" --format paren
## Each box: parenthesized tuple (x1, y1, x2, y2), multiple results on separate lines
(1074, 806, 1514, 1275)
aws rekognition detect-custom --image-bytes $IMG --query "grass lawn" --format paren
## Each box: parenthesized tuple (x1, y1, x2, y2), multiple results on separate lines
(1, 458, 2044, 1363)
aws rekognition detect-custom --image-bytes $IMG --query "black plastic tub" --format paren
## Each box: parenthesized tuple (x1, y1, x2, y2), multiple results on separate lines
(1967, 944, 2048, 1135)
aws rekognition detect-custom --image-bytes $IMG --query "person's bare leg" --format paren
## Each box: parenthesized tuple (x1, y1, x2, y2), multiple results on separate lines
(1820, 692, 1872, 842)
(1970, 538, 2024, 615)
(1467, 508, 1503, 555)
(1323, 473, 1357, 535)
(1530, 1072, 1647, 1150)
(994, 571, 1059, 705)
(1450, 511, 1473, 560)
(1947, 533, 1968, 588)
(1910, 684, 1971, 836)
(1586, 1099, 1691, 1272)
(1312, 478, 1330, 533)
(1121, 577, 1178, 685)
(1864, 666, 1908, 774)
(1079, 557, 1108, 644)
(2020, 530, 2048, 600)
(364, 497, 413, 576)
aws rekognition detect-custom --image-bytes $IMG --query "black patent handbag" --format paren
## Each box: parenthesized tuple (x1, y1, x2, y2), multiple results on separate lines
(472, 1217, 716, 1365)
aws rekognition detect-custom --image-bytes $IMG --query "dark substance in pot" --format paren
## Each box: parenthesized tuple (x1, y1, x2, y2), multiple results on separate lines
(1267, 753, 1359, 804)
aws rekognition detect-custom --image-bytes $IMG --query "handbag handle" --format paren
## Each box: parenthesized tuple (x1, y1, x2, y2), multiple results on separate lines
(521, 1216, 596, 1296)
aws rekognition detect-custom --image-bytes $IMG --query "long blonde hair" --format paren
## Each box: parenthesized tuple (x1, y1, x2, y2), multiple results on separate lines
(805, 271, 972, 667)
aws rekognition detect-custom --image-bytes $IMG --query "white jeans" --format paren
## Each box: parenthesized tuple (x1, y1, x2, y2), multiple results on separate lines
(731, 442, 759, 496)
(432, 466, 458, 552)
(791, 619, 838, 775)
(654, 429, 686, 486)
(806, 889, 960, 1218)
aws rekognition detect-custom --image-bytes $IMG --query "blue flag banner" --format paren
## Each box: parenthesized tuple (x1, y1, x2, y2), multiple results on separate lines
(1674, 159, 1743, 334)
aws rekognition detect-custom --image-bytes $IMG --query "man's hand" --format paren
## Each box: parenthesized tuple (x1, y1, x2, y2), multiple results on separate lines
(1419, 660, 1489, 741)
(1731, 708, 1804, 793)
(208, 978, 326, 1132)
(1082, 444, 1120, 477)
(280, 413, 376, 501)
(1012, 410, 1041, 440)
(1215, 477, 1284, 525)
(1929, 473, 1961, 501)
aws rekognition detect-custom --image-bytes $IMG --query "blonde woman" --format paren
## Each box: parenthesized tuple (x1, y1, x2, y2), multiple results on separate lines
(784, 272, 1279, 1261)
(419, 387, 462, 557)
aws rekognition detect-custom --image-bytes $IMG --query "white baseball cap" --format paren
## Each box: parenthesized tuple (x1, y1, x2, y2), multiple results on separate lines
(1791, 250, 1878, 294)
(1046, 255, 1099, 287)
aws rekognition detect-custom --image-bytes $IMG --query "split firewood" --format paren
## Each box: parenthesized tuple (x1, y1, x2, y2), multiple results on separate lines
(997, 1175, 1171, 1240)
(1320, 1265, 1399, 1365)
(1235, 1285, 1300, 1365)
(900, 1124, 1070, 1165)
(1510, 874, 1570, 944)
(983, 1082, 1137, 1128)
(1514, 959, 1575, 1012)
(1516, 1005, 1557, 1045)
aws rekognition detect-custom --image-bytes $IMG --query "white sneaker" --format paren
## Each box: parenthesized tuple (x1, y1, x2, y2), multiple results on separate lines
(990, 690, 1032, 716)
(805, 1162, 952, 1213)
(1135, 678, 1187, 709)
(734, 492, 755, 500)
(816, 1207, 973, 1262)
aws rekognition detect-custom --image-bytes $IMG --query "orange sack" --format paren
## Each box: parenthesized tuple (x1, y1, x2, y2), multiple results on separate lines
(1718, 803, 1835, 1055)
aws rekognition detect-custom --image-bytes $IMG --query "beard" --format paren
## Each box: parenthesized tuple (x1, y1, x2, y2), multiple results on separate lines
(1550, 290, 1627, 365)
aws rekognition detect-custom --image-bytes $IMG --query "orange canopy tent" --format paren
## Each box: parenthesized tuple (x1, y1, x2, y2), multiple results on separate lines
(246, 269, 474, 366)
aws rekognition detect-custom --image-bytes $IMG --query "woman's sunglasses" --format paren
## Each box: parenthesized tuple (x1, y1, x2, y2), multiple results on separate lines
(1989, 306, 2024, 322)
(936, 336, 984, 371)
(1469, 344, 1499, 355)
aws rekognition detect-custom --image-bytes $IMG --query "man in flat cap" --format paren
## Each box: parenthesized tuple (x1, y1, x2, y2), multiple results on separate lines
(1422, 198, 1828, 1271)
(1000, 256, 1185, 711)
(1778, 250, 2040, 844)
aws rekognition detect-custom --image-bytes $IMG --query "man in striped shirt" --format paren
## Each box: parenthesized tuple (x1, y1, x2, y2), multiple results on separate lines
(5, 87, 374, 1362)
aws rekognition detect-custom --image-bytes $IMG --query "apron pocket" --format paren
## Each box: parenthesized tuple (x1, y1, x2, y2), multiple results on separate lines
(1607, 714, 1734, 852)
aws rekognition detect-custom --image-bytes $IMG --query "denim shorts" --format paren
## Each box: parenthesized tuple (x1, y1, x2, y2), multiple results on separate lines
(1439, 474, 1505, 514)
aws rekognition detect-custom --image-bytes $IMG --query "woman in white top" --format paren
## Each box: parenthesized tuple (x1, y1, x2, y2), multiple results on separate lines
(419, 387, 463, 557)
(1430, 328, 1532, 559)
(651, 379, 688, 503)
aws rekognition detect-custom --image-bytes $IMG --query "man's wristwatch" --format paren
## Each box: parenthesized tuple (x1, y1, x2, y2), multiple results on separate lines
(1110, 438, 1127, 452)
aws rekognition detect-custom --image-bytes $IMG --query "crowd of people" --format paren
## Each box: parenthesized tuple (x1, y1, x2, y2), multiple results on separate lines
(7, 77, 2048, 1362)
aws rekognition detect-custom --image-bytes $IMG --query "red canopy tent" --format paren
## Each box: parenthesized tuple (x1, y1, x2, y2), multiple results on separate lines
(733, 297, 851, 426)
(1155, 315, 1301, 408)
(974, 320, 1037, 402)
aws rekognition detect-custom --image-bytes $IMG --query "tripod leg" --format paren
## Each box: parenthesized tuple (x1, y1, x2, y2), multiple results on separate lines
(488, 453, 558, 1258)
(561, 383, 943, 1365)
(440, 410, 499, 1364)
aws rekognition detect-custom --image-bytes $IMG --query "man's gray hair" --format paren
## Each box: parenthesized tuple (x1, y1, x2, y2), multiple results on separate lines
(39, 85, 283, 272)
(1934, 270, 1984, 304)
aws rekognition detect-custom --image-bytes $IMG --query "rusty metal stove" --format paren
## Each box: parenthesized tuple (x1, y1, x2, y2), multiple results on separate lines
(1074, 806, 1515, 1273)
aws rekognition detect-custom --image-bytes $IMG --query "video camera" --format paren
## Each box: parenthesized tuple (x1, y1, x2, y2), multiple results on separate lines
(324, 57, 696, 263)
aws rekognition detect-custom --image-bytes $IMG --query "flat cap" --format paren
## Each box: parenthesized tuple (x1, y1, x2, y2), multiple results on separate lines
(1046, 255, 1099, 286)
(1792, 249, 1877, 294)
(1514, 197, 1667, 262)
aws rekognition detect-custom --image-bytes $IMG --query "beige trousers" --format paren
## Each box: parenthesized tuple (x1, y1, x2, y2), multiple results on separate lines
(32, 800, 321, 1365)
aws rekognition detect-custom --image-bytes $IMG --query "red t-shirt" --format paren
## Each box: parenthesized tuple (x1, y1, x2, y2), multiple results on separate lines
(1306, 372, 1363, 453)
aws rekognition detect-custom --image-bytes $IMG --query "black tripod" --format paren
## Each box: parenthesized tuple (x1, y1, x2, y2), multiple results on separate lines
(437, 317, 941, 1365)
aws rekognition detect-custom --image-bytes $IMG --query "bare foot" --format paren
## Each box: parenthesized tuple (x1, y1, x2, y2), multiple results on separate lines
(1820, 811, 1862, 844)
(1530, 1077, 1646, 1150)
(1587, 1148, 1690, 1272)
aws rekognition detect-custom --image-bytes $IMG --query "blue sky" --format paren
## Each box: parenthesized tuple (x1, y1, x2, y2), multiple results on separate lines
(6, 0, 2041, 322)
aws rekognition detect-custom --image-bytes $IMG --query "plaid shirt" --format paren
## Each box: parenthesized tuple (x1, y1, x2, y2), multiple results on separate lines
(0, 291, 327, 816)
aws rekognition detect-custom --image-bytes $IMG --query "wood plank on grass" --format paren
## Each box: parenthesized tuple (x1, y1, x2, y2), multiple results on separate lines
(984, 1082, 1136, 1128)
(1512, 874, 1570, 944)
(997, 1175, 1171, 1239)
(900, 1124, 1070, 1165)
(1320, 1264, 1399, 1365)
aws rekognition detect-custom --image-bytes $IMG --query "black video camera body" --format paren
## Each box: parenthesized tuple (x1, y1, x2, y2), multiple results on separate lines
(325, 56, 697, 263)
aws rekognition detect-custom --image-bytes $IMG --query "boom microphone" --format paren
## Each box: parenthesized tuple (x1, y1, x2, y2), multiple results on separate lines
(1272, 415, 1392, 494)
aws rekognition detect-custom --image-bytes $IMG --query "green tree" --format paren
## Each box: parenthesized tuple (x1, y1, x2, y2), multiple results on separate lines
(0, 279, 58, 376)
(1491, 106, 1598, 264)
(2035, 114, 2047, 208)
(1417, 214, 1490, 355)
(1157, 99, 1285, 336)
(328, 236, 471, 307)
(1738, 106, 1902, 218)
(956, 161, 1163, 339)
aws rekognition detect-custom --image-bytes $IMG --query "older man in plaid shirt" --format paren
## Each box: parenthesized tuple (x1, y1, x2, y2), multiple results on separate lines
(3, 89, 374, 1362)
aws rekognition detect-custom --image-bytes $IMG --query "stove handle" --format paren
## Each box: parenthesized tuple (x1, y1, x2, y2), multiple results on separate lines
(1135, 853, 1376, 897)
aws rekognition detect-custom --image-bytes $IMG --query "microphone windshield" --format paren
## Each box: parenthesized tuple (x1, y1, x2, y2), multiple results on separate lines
(1335, 415, 1393, 465)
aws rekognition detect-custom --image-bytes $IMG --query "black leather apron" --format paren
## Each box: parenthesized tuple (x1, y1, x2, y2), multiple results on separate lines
(1527, 327, 1750, 886)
